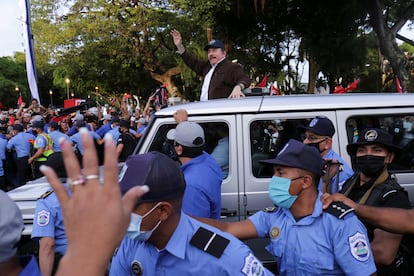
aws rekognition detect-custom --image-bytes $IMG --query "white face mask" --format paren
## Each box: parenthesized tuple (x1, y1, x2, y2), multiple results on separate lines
(126, 202, 163, 241)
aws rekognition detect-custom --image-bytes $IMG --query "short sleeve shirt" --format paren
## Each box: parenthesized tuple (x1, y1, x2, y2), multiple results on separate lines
(249, 194, 376, 276)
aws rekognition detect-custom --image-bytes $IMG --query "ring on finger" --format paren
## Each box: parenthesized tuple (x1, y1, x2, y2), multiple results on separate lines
(85, 174, 99, 181)
(67, 175, 85, 191)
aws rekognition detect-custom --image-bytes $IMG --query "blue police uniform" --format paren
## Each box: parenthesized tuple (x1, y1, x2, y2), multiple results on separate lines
(319, 149, 353, 193)
(107, 126, 120, 143)
(7, 132, 35, 186)
(69, 130, 101, 155)
(181, 152, 223, 219)
(249, 192, 376, 276)
(96, 122, 112, 138)
(0, 136, 7, 176)
(18, 255, 42, 276)
(7, 132, 35, 158)
(31, 190, 67, 255)
(48, 130, 70, 152)
(110, 213, 272, 276)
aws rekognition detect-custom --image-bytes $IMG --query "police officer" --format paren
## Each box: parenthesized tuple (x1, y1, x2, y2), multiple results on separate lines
(116, 119, 137, 162)
(69, 120, 102, 159)
(32, 153, 68, 276)
(29, 120, 54, 179)
(6, 123, 35, 187)
(0, 125, 7, 191)
(167, 121, 223, 219)
(48, 121, 70, 153)
(198, 139, 377, 275)
(110, 152, 271, 275)
(0, 190, 42, 275)
(301, 116, 353, 193)
(341, 127, 411, 275)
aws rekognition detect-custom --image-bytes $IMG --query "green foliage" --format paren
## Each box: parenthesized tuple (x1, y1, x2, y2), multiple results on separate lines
(0, 56, 28, 108)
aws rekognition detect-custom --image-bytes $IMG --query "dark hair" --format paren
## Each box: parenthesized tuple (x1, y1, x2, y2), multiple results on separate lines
(296, 168, 320, 189)
(180, 145, 203, 158)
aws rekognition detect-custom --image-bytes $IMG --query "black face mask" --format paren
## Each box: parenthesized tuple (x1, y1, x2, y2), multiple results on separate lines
(356, 155, 386, 177)
(32, 130, 38, 136)
(307, 138, 326, 153)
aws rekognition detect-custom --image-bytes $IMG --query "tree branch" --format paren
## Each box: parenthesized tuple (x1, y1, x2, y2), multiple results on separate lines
(390, 3, 414, 34)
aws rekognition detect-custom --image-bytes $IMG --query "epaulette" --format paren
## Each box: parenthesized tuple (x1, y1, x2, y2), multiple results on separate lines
(324, 201, 354, 219)
(262, 206, 278, 213)
(190, 227, 230, 258)
(38, 190, 54, 200)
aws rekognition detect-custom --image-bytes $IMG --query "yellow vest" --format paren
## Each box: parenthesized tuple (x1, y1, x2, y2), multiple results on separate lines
(34, 132, 54, 162)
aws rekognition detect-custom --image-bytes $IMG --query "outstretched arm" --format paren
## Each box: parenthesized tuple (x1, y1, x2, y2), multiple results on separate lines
(194, 216, 258, 240)
(322, 193, 414, 234)
(171, 29, 186, 54)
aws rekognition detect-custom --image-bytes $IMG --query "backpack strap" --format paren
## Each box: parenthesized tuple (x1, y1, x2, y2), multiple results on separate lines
(189, 227, 230, 258)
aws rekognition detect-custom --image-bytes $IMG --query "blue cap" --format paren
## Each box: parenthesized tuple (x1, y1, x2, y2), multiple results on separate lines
(260, 139, 325, 176)
(13, 124, 24, 132)
(49, 121, 59, 130)
(347, 128, 401, 156)
(32, 120, 44, 129)
(300, 117, 335, 137)
(119, 152, 186, 203)
(204, 39, 225, 51)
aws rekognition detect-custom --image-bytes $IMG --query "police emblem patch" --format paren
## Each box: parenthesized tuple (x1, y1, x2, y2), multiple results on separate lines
(37, 210, 50, 226)
(348, 232, 370, 261)
(309, 118, 318, 127)
(269, 227, 280, 239)
(131, 260, 143, 276)
(241, 253, 265, 276)
(364, 130, 378, 141)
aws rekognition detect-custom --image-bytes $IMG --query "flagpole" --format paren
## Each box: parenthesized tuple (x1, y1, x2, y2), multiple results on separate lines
(22, 0, 41, 104)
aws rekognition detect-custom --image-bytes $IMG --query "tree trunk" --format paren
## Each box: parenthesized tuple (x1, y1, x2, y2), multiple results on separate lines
(307, 56, 320, 94)
(149, 66, 182, 98)
(365, 0, 413, 92)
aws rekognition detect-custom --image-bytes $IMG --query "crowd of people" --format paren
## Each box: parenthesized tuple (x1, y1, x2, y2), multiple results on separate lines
(0, 96, 153, 192)
(1, 31, 414, 276)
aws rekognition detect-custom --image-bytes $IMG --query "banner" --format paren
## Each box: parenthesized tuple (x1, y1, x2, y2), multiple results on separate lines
(22, 0, 40, 103)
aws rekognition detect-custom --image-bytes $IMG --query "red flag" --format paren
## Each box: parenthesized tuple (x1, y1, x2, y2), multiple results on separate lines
(333, 85, 346, 94)
(395, 76, 402, 93)
(256, 73, 268, 87)
(271, 84, 280, 95)
(17, 94, 23, 106)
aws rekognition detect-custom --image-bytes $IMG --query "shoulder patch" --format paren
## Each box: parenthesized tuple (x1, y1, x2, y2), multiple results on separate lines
(38, 190, 54, 200)
(241, 253, 266, 276)
(348, 232, 370, 261)
(36, 210, 50, 226)
(262, 206, 278, 213)
(324, 201, 354, 219)
(190, 227, 230, 258)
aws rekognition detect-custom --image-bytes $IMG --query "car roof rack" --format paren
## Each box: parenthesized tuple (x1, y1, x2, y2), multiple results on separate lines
(244, 87, 270, 96)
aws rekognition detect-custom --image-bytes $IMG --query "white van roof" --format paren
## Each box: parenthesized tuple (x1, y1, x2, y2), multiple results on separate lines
(156, 93, 414, 117)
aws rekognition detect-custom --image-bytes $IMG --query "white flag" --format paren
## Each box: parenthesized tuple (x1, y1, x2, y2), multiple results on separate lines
(21, 0, 40, 103)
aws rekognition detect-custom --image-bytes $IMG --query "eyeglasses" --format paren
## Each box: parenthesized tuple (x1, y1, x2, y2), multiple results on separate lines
(174, 142, 181, 147)
(302, 134, 328, 143)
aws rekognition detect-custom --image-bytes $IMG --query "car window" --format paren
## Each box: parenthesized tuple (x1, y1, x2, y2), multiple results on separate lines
(148, 121, 230, 178)
(250, 118, 312, 178)
(346, 115, 414, 172)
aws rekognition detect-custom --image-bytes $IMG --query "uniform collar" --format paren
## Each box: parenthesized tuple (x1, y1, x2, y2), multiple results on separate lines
(163, 212, 190, 260)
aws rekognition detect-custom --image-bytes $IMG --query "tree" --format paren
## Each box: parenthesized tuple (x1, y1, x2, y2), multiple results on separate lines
(0, 55, 28, 108)
(363, 0, 414, 92)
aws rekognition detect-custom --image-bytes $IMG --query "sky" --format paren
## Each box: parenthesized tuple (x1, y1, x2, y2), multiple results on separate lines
(0, 0, 25, 57)
(0, 1, 413, 59)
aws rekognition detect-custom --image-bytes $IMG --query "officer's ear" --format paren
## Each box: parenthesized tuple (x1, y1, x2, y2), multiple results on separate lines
(302, 175, 314, 189)
(385, 151, 394, 164)
(158, 202, 173, 221)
